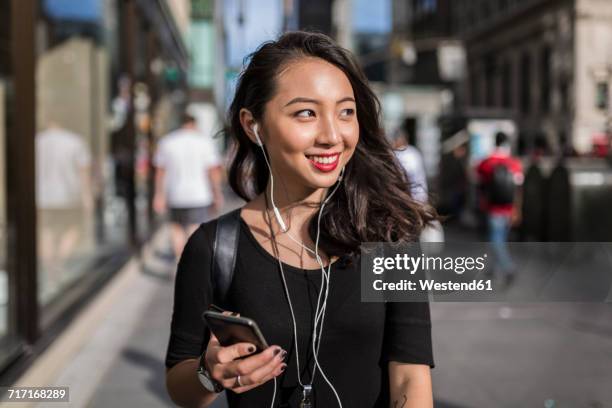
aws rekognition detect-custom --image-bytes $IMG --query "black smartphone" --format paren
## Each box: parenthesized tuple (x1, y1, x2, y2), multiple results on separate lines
(203, 310, 269, 353)
(208, 304, 225, 313)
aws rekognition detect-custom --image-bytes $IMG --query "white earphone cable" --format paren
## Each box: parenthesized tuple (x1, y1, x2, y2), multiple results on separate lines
(254, 125, 343, 407)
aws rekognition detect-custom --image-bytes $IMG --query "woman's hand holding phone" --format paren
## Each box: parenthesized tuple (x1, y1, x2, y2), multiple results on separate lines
(203, 312, 287, 393)
(204, 333, 287, 393)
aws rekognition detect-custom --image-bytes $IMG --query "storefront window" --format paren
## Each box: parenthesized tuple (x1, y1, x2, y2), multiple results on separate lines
(0, 0, 185, 376)
(35, 10, 127, 306)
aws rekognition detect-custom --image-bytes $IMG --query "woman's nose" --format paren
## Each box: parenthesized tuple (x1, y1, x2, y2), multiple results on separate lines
(316, 117, 341, 145)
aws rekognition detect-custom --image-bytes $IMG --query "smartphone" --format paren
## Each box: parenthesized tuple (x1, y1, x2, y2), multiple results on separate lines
(203, 310, 269, 353)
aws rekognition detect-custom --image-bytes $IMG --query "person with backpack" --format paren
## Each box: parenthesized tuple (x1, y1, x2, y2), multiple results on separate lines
(477, 131, 523, 286)
(164, 32, 437, 408)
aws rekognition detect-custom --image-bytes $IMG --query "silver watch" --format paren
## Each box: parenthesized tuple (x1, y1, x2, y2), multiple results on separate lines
(197, 354, 224, 393)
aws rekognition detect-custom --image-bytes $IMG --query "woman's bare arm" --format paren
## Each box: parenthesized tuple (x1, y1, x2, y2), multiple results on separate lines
(165, 335, 285, 407)
(165, 359, 219, 408)
(388, 362, 433, 408)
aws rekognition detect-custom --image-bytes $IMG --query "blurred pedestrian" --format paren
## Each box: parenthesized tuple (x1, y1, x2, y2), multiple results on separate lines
(447, 143, 469, 219)
(153, 112, 224, 261)
(392, 120, 428, 204)
(439, 130, 469, 222)
(392, 122, 444, 244)
(476, 131, 523, 285)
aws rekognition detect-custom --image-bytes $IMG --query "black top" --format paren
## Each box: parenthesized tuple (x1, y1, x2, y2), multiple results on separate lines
(165, 213, 434, 407)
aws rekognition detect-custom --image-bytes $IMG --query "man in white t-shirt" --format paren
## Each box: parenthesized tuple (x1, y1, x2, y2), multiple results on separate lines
(153, 113, 223, 259)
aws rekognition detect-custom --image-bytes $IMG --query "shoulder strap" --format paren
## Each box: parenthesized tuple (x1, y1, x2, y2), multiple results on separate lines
(211, 208, 241, 307)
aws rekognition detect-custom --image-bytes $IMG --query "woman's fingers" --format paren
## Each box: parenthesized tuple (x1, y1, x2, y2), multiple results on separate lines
(215, 342, 258, 365)
(207, 332, 220, 348)
(239, 349, 286, 384)
(206, 337, 257, 384)
(221, 345, 283, 377)
(218, 346, 286, 391)
(228, 357, 287, 394)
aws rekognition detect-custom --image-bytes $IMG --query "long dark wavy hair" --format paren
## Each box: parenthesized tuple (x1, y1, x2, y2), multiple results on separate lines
(227, 31, 437, 260)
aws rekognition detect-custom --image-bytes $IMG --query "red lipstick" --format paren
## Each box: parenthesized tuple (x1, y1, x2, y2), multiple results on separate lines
(306, 153, 340, 172)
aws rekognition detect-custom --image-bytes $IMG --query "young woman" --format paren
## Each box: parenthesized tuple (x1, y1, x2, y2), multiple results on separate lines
(165, 31, 436, 408)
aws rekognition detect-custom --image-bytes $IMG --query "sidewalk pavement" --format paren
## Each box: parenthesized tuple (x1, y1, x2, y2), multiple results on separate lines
(7, 221, 231, 408)
(86, 224, 230, 408)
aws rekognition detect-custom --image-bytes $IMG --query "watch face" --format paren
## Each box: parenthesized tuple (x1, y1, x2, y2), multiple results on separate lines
(197, 354, 223, 393)
(198, 370, 217, 392)
(198, 369, 223, 393)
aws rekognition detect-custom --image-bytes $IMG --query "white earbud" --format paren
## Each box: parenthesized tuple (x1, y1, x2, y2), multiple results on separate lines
(253, 123, 264, 147)
(273, 207, 288, 233)
(253, 123, 289, 232)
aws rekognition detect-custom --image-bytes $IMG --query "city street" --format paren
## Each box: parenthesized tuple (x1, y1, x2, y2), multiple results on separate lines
(3, 0, 612, 406)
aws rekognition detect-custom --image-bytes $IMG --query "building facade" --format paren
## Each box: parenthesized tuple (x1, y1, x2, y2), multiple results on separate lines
(0, 0, 188, 383)
(390, 0, 465, 86)
(384, 0, 461, 182)
(453, 0, 612, 155)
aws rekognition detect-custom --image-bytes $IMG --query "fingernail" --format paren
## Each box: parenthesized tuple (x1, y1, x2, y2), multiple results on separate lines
(280, 350, 287, 360)
(273, 347, 281, 356)
(280, 364, 286, 372)
(247, 346, 255, 353)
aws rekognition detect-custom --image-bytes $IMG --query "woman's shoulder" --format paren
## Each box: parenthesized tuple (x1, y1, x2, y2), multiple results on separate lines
(189, 207, 243, 247)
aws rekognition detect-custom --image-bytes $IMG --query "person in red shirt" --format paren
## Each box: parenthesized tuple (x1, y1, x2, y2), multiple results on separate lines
(477, 131, 523, 285)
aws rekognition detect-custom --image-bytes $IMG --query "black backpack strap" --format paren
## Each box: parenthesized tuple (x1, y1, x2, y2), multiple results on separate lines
(211, 208, 241, 307)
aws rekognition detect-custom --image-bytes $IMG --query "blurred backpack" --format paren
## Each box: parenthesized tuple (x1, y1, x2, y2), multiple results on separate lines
(488, 162, 516, 205)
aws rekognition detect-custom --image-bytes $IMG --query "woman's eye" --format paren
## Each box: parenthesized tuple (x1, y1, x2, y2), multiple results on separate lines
(295, 109, 315, 118)
(341, 108, 355, 117)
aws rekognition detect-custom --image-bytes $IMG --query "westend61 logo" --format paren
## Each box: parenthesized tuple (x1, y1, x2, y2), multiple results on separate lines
(371, 253, 488, 275)
(360, 244, 498, 300)
(362, 242, 612, 302)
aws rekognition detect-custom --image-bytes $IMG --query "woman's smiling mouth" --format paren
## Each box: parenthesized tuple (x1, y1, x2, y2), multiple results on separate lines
(305, 153, 340, 172)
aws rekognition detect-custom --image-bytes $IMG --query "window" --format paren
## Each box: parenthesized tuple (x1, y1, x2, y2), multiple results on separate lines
(596, 82, 609, 110)
(502, 60, 512, 108)
(470, 71, 480, 106)
(485, 55, 497, 107)
(424, 0, 437, 13)
(520, 52, 531, 114)
(35, 7, 129, 307)
(415, 0, 437, 15)
(541, 47, 551, 113)
(481, 0, 491, 19)
(560, 79, 569, 113)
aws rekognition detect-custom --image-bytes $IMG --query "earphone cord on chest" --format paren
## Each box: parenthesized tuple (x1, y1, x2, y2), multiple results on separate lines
(264, 191, 343, 408)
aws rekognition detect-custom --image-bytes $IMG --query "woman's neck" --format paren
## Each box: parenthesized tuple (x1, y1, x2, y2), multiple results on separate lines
(242, 182, 337, 266)
(255, 182, 327, 236)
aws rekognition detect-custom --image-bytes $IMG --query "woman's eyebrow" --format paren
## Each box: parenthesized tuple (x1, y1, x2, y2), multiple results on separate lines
(284, 96, 355, 107)
(337, 96, 356, 104)
(284, 97, 318, 106)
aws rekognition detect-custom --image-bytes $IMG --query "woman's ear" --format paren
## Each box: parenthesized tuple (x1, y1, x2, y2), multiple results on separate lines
(239, 108, 259, 145)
